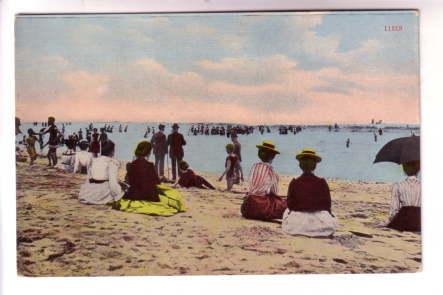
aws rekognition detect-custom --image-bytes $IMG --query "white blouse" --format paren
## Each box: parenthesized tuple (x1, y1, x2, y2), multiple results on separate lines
(73, 151, 93, 173)
(89, 156, 122, 196)
(389, 176, 421, 221)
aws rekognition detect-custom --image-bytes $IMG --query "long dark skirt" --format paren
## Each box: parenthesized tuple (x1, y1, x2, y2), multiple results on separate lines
(241, 194, 287, 221)
(387, 206, 421, 232)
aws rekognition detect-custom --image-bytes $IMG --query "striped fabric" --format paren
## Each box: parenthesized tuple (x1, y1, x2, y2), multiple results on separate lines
(248, 162, 279, 196)
(389, 176, 421, 220)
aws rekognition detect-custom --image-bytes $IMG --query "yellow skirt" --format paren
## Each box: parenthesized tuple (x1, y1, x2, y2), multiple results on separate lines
(112, 184, 186, 216)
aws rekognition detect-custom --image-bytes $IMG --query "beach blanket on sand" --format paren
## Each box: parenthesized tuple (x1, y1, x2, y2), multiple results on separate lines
(112, 184, 186, 216)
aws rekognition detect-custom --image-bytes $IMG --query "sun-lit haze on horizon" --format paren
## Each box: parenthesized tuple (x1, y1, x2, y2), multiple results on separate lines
(15, 11, 420, 125)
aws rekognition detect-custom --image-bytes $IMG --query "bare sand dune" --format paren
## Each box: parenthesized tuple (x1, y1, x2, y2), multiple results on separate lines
(16, 159, 421, 276)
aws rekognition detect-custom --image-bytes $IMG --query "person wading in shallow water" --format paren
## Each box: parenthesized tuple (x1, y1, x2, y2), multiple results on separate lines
(40, 116, 62, 167)
(167, 123, 186, 181)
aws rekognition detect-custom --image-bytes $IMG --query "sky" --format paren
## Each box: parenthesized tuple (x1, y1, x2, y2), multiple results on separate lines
(15, 11, 420, 124)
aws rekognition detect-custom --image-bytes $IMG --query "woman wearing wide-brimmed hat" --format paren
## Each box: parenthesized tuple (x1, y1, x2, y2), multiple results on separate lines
(282, 148, 338, 237)
(240, 140, 287, 221)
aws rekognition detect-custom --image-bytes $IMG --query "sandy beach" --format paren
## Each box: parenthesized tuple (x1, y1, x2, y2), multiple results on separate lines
(16, 158, 421, 276)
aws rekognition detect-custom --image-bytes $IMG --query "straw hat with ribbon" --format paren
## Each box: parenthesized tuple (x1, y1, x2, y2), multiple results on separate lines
(296, 148, 322, 162)
(256, 140, 280, 154)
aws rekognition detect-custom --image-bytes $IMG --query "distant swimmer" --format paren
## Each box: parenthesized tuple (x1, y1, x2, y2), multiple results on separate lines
(346, 138, 350, 148)
(124, 125, 128, 132)
(374, 132, 378, 142)
(378, 128, 383, 136)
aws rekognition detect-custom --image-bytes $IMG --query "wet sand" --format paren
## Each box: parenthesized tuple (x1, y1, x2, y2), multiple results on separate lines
(16, 159, 421, 276)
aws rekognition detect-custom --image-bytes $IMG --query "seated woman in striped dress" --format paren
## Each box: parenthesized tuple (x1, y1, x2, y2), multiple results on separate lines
(387, 160, 421, 232)
(240, 140, 287, 221)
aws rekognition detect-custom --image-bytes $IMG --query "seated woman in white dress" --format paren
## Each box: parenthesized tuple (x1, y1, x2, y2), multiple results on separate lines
(282, 148, 338, 237)
(56, 150, 75, 172)
(73, 140, 93, 174)
(79, 140, 124, 204)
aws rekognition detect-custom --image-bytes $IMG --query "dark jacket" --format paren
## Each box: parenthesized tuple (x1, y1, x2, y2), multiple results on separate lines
(151, 131, 168, 156)
(125, 158, 160, 202)
(287, 173, 332, 213)
(178, 169, 197, 188)
(167, 132, 186, 158)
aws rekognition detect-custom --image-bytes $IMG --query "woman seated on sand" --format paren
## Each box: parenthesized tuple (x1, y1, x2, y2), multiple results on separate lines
(282, 148, 338, 237)
(73, 140, 93, 174)
(112, 141, 186, 216)
(176, 160, 215, 190)
(56, 149, 76, 173)
(387, 161, 421, 232)
(124, 141, 161, 202)
(240, 140, 287, 221)
(78, 140, 124, 204)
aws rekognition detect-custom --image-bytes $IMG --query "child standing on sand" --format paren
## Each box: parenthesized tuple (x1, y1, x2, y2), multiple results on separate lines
(25, 129, 38, 165)
(218, 144, 243, 191)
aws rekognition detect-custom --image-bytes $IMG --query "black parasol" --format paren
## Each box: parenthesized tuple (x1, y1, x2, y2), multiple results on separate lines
(373, 135, 420, 164)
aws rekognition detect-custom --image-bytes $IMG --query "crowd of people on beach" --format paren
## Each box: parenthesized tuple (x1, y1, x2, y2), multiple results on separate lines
(16, 116, 421, 238)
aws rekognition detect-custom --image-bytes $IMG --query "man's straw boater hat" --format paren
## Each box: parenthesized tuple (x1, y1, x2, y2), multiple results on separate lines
(256, 140, 280, 154)
(296, 148, 322, 162)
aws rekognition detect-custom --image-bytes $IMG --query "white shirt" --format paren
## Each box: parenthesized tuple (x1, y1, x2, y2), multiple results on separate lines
(89, 156, 122, 196)
(248, 162, 279, 196)
(389, 176, 421, 221)
(73, 151, 93, 174)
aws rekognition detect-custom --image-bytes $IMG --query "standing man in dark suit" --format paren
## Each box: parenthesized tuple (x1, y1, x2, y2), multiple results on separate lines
(167, 123, 186, 181)
(151, 124, 168, 179)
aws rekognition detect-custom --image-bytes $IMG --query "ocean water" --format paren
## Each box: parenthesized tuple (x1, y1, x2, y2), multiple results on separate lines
(20, 122, 420, 183)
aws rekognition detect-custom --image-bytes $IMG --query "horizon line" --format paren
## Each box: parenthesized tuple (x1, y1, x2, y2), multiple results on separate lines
(19, 119, 421, 126)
